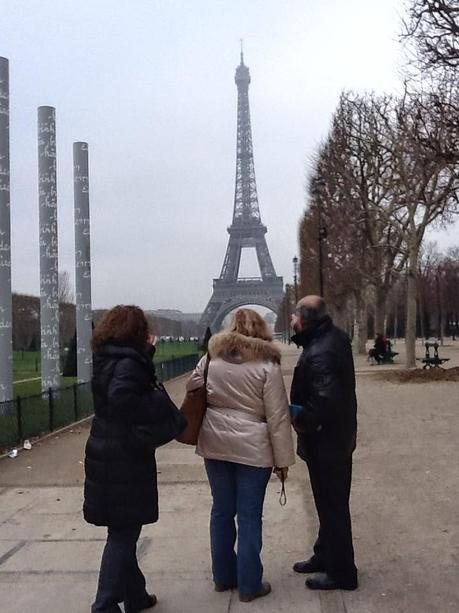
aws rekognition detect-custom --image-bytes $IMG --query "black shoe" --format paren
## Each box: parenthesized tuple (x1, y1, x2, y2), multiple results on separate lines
(293, 557, 325, 574)
(143, 594, 157, 608)
(305, 573, 358, 591)
(127, 593, 157, 612)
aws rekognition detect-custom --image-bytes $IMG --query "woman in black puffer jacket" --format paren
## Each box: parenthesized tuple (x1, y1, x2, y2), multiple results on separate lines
(84, 305, 185, 613)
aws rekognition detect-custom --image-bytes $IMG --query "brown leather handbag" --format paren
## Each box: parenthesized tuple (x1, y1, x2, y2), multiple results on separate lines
(176, 354, 210, 445)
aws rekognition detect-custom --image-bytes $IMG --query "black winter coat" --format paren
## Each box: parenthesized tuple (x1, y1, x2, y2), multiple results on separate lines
(290, 316, 357, 464)
(83, 343, 184, 527)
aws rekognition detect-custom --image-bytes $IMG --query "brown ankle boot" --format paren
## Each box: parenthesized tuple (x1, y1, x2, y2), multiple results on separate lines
(239, 581, 271, 602)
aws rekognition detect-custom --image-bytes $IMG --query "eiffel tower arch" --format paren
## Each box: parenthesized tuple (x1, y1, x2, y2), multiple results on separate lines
(200, 53, 284, 332)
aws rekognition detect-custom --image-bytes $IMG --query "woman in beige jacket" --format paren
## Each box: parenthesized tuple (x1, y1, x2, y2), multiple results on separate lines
(186, 308, 295, 603)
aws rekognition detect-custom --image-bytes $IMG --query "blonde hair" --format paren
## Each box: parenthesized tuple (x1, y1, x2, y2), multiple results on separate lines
(227, 308, 272, 341)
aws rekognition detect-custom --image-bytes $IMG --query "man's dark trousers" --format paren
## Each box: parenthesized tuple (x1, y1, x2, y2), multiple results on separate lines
(306, 456, 357, 582)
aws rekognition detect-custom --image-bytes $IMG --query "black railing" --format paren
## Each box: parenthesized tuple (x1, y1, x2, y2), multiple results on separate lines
(0, 382, 93, 450)
(0, 353, 200, 451)
(155, 353, 200, 382)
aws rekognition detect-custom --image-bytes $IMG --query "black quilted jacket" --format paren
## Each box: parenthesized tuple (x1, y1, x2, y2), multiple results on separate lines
(83, 342, 173, 527)
(290, 316, 357, 463)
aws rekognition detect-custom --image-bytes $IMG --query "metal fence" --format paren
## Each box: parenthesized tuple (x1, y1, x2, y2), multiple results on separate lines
(0, 353, 200, 451)
(0, 382, 93, 450)
(155, 353, 200, 382)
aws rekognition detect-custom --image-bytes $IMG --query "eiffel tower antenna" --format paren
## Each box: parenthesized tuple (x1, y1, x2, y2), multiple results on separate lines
(200, 52, 283, 331)
(240, 39, 244, 63)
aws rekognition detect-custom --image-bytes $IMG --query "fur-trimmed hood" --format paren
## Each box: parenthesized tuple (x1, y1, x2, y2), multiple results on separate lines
(208, 331, 281, 364)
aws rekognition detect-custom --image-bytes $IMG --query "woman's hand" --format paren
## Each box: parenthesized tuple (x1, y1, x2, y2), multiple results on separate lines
(273, 467, 288, 481)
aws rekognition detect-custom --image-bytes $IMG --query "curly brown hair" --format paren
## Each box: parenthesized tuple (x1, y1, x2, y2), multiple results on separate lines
(91, 305, 150, 352)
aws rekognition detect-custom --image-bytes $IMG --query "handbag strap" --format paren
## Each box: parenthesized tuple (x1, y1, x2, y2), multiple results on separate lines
(203, 353, 210, 386)
(279, 472, 287, 506)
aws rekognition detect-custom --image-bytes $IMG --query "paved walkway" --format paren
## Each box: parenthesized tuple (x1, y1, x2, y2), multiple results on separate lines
(0, 341, 458, 612)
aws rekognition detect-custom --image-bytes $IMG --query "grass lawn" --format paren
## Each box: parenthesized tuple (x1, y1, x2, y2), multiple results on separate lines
(13, 350, 40, 380)
(13, 376, 77, 398)
(153, 341, 199, 360)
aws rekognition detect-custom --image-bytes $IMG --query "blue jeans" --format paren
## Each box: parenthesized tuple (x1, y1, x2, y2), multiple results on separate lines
(92, 525, 149, 613)
(204, 459, 272, 595)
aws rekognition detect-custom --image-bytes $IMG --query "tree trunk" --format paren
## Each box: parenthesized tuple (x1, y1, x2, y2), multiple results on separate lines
(405, 244, 418, 368)
(353, 291, 368, 354)
(435, 274, 444, 345)
(440, 301, 446, 345)
(333, 304, 347, 330)
(417, 294, 425, 340)
(374, 286, 387, 336)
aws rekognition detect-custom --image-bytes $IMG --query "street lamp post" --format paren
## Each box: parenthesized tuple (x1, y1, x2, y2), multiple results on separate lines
(311, 175, 327, 296)
(283, 284, 290, 343)
(293, 255, 298, 304)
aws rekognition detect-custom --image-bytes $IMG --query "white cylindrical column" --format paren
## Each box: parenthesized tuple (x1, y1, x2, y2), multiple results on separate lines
(73, 141, 92, 383)
(0, 57, 13, 403)
(38, 106, 60, 391)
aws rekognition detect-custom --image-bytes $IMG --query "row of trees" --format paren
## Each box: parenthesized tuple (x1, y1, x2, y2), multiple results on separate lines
(12, 293, 75, 352)
(13, 297, 202, 352)
(290, 244, 458, 337)
(297, 0, 459, 367)
(12, 295, 200, 353)
(417, 245, 459, 339)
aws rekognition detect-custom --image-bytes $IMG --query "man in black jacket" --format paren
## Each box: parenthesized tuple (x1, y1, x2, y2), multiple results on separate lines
(290, 295, 358, 591)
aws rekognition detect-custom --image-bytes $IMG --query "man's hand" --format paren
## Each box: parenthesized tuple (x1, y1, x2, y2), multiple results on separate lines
(273, 467, 288, 481)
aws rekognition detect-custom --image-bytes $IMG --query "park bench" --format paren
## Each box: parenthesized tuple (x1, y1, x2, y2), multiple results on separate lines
(419, 341, 450, 369)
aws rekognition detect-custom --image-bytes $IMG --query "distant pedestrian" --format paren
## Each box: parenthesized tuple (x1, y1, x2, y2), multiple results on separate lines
(186, 308, 295, 602)
(84, 305, 186, 613)
(290, 296, 358, 591)
(368, 333, 388, 364)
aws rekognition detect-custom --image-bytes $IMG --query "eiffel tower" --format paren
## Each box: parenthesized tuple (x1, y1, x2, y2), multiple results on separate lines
(200, 52, 284, 332)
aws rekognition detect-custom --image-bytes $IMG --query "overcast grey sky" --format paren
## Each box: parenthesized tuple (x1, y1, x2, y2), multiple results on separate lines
(2, 0, 458, 312)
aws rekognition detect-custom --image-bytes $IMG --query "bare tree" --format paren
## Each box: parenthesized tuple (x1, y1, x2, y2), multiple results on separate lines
(298, 182, 360, 334)
(389, 89, 459, 366)
(415, 244, 459, 340)
(402, 0, 459, 167)
(57, 271, 76, 349)
(274, 284, 295, 338)
(12, 294, 40, 351)
(403, 0, 459, 71)
(300, 93, 410, 351)
(437, 247, 459, 338)
(416, 242, 441, 339)
(58, 271, 74, 304)
(327, 93, 410, 334)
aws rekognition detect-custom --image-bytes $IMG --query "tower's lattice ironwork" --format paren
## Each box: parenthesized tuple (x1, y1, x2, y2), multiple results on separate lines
(200, 53, 283, 331)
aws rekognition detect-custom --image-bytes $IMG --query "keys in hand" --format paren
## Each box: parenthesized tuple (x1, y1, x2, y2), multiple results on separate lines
(273, 467, 288, 481)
